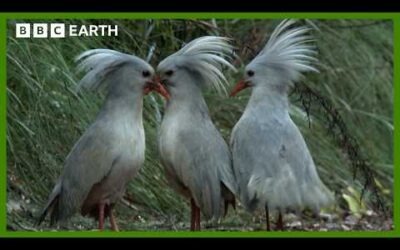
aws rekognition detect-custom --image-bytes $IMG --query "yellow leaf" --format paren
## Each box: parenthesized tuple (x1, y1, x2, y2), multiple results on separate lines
(342, 193, 362, 218)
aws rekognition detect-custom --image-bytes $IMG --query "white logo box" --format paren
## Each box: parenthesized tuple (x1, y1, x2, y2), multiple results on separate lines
(15, 23, 118, 38)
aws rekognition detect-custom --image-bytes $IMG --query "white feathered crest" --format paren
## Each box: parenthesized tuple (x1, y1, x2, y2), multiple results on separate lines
(75, 49, 146, 92)
(251, 19, 318, 87)
(158, 36, 237, 95)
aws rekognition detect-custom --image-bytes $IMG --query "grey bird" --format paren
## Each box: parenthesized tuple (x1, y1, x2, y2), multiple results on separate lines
(156, 36, 238, 231)
(37, 49, 169, 231)
(229, 20, 334, 230)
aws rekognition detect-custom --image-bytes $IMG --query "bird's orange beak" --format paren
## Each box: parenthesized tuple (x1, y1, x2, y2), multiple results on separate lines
(143, 77, 170, 100)
(230, 80, 250, 97)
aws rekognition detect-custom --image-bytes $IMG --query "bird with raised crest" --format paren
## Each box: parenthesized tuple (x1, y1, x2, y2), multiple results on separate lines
(156, 36, 238, 231)
(37, 49, 169, 231)
(229, 20, 334, 231)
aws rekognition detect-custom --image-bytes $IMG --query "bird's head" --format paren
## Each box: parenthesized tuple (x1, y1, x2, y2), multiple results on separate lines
(230, 19, 318, 97)
(141, 68, 170, 100)
(156, 63, 183, 91)
(156, 36, 236, 99)
(75, 49, 169, 99)
(229, 65, 262, 97)
(119, 62, 170, 99)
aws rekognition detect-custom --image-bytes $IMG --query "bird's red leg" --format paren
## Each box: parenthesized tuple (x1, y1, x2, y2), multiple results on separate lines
(109, 209, 119, 232)
(190, 198, 196, 231)
(276, 212, 284, 231)
(98, 203, 105, 231)
(265, 205, 271, 231)
(195, 206, 201, 231)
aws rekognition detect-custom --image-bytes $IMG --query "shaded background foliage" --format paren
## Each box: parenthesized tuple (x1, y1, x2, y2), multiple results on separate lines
(6, 19, 393, 231)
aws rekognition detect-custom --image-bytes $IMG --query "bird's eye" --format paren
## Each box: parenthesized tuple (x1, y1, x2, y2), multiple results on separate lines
(142, 70, 151, 77)
(165, 70, 174, 76)
(247, 70, 255, 77)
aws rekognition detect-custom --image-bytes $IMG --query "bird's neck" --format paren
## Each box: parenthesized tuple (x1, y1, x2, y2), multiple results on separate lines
(99, 91, 144, 124)
(247, 84, 289, 114)
(166, 84, 210, 116)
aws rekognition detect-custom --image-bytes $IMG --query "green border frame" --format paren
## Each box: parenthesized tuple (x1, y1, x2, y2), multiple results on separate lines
(0, 12, 398, 238)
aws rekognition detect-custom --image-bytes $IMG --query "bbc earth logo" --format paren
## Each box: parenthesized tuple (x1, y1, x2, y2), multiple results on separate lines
(15, 23, 119, 38)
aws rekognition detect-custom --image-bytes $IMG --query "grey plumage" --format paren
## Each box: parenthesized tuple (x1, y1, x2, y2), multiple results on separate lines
(37, 49, 154, 227)
(158, 36, 236, 95)
(159, 100, 236, 219)
(230, 19, 334, 215)
(157, 36, 238, 222)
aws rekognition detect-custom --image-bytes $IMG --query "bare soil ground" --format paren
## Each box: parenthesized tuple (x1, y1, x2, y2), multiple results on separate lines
(7, 188, 393, 232)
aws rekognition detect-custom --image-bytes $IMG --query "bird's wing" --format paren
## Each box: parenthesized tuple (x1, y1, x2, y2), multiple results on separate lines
(55, 121, 122, 220)
(230, 115, 266, 209)
(231, 115, 333, 212)
(206, 122, 238, 197)
(162, 126, 224, 220)
(271, 118, 334, 211)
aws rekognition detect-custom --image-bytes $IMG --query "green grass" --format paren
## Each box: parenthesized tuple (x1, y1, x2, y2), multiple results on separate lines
(6, 19, 394, 231)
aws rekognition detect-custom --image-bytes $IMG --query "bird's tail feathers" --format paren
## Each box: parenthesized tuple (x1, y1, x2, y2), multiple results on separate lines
(246, 167, 334, 213)
(36, 183, 62, 227)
